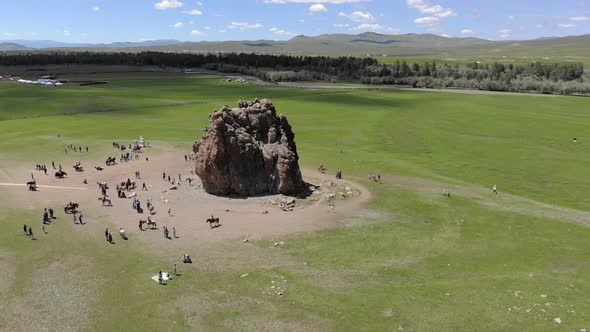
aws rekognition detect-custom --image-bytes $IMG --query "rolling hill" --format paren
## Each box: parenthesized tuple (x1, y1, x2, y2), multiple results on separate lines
(0, 43, 33, 51)
(2, 33, 589, 65)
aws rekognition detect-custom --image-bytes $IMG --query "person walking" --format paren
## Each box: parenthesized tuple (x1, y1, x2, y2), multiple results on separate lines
(28, 227, 34, 240)
(173, 227, 177, 238)
(23, 224, 28, 235)
(42, 223, 46, 234)
(173, 264, 177, 276)
(78, 213, 83, 225)
(72, 213, 77, 224)
(142, 182, 147, 191)
(105, 228, 109, 242)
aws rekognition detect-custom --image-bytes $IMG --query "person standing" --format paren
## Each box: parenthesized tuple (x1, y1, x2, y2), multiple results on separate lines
(28, 227, 34, 240)
(78, 213, 83, 225)
(42, 223, 46, 234)
(105, 228, 109, 242)
(72, 213, 77, 224)
(23, 224, 28, 235)
(492, 184, 498, 195)
(173, 264, 177, 276)
(173, 227, 177, 239)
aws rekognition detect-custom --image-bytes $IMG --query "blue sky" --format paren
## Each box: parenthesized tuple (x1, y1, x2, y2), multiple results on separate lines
(0, 0, 588, 43)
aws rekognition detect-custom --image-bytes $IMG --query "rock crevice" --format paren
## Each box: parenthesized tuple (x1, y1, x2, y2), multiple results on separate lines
(193, 99, 305, 196)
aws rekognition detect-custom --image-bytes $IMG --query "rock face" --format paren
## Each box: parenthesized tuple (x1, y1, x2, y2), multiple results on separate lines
(193, 98, 305, 196)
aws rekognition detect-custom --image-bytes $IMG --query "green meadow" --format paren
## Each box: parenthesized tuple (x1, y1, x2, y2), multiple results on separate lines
(1, 69, 589, 331)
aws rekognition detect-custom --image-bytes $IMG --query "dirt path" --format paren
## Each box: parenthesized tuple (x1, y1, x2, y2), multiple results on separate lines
(383, 174, 590, 227)
(255, 81, 568, 98)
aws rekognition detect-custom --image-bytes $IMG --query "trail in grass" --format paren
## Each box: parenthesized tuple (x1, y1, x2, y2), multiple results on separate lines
(383, 174, 590, 227)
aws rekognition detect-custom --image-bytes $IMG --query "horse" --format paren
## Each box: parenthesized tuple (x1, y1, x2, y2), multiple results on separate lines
(105, 157, 116, 166)
(206, 215, 220, 229)
(27, 182, 38, 191)
(64, 202, 78, 214)
(55, 170, 67, 178)
(147, 219, 157, 230)
(73, 164, 84, 172)
(98, 196, 112, 206)
(318, 164, 327, 174)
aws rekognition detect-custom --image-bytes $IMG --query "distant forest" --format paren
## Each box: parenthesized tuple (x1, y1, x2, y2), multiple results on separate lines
(0, 52, 588, 95)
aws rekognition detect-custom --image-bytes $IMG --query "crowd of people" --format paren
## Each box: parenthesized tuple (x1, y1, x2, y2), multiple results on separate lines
(65, 144, 88, 154)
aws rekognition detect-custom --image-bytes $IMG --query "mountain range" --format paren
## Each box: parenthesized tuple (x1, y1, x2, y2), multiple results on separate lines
(1, 33, 589, 64)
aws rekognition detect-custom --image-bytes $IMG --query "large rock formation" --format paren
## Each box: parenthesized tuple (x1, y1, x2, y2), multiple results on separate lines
(193, 98, 305, 196)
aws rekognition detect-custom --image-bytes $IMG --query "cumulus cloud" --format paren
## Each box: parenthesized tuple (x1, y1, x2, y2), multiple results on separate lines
(173, 22, 184, 28)
(414, 16, 439, 24)
(407, 0, 455, 16)
(558, 23, 575, 28)
(569, 16, 588, 21)
(154, 0, 183, 10)
(191, 30, 204, 35)
(265, 0, 365, 3)
(228, 22, 263, 30)
(338, 11, 375, 23)
(92, 6, 100, 12)
(309, 4, 328, 12)
(183, 9, 203, 15)
(350, 23, 399, 33)
(461, 29, 474, 34)
(407, 0, 455, 27)
(270, 27, 298, 36)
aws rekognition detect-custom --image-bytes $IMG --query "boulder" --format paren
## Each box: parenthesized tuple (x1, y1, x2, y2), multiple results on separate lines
(194, 99, 305, 196)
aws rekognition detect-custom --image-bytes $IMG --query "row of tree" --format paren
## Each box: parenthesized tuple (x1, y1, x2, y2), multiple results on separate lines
(0, 51, 586, 95)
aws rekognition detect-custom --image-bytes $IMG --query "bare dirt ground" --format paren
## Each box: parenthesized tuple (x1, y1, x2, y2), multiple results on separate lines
(0, 144, 370, 252)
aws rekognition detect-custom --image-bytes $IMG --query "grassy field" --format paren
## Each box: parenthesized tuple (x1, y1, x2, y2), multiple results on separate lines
(1, 68, 589, 331)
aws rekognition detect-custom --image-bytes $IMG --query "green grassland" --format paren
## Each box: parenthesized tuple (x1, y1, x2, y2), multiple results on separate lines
(1, 68, 589, 331)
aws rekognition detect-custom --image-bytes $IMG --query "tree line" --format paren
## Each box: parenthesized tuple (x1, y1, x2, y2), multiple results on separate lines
(0, 51, 587, 95)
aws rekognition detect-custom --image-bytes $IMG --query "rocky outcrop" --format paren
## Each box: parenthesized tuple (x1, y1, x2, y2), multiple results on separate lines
(193, 98, 305, 196)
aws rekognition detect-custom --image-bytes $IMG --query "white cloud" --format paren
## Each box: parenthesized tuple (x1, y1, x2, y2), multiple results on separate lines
(407, 0, 455, 17)
(309, 4, 328, 12)
(191, 30, 204, 35)
(338, 11, 375, 23)
(173, 22, 184, 28)
(350, 23, 399, 33)
(92, 6, 100, 12)
(154, 0, 183, 10)
(414, 16, 439, 24)
(558, 23, 576, 28)
(63, 30, 72, 36)
(333, 23, 349, 28)
(228, 22, 263, 30)
(270, 27, 298, 36)
(569, 16, 588, 21)
(498, 29, 511, 33)
(219, 30, 227, 33)
(204, 26, 211, 30)
(183, 9, 203, 15)
(265, 0, 366, 3)
(441, 34, 450, 37)
(460, 29, 474, 34)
